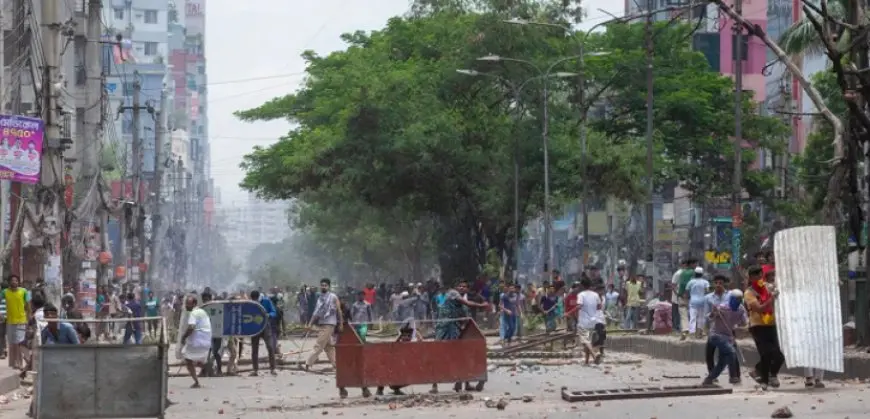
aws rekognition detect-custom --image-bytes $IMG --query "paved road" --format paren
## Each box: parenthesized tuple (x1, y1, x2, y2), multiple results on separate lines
(3, 347, 868, 418)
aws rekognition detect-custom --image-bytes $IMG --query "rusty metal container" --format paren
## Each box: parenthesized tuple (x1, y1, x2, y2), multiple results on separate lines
(335, 320, 488, 388)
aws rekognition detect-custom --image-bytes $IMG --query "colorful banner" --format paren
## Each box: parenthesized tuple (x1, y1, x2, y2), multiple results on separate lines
(0, 114, 44, 184)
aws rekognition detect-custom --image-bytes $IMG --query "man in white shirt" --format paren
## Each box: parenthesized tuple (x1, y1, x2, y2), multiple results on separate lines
(180, 295, 212, 388)
(575, 278, 604, 365)
(685, 267, 711, 338)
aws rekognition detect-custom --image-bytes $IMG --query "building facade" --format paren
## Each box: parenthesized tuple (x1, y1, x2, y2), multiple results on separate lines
(101, 0, 170, 66)
(218, 197, 292, 263)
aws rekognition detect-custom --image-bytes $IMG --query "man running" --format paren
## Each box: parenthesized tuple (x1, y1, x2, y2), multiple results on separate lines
(180, 295, 212, 388)
(744, 265, 784, 390)
(305, 279, 343, 379)
(574, 279, 604, 365)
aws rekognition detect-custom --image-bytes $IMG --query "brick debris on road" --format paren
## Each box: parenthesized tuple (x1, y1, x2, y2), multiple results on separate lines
(3, 338, 869, 418)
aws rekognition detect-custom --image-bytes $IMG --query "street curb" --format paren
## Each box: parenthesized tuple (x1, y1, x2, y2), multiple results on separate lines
(605, 335, 870, 380)
(0, 370, 20, 395)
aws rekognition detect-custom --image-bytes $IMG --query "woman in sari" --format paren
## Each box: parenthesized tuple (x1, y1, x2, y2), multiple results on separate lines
(431, 281, 490, 393)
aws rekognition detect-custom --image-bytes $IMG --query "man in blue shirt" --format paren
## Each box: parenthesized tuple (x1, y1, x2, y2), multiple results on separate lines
(30, 303, 78, 417)
(250, 290, 277, 376)
(500, 284, 520, 345)
(123, 293, 143, 344)
(40, 303, 80, 345)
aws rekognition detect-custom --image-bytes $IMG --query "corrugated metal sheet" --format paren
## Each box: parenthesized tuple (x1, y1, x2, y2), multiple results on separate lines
(36, 344, 168, 418)
(774, 225, 844, 373)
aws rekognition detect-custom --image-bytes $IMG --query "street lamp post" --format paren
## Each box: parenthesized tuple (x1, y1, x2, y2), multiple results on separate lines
(456, 69, 573, 277)
(505, 18, 611, 269)
(474, 53, 599, 274)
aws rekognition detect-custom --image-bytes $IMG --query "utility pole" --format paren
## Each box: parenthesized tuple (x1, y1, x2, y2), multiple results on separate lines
(40, 0, 65, 309)
(579, 43, 589, 267)
(0, 0, 7, 281)
(148, 89, 167, 286)
(80, 0, 104, 290)
(8, 0, 25, 280)
(731, 0, 745, 278)
(644, 0, 655, 267)
(82, 0, 102, 190)
(131, 76, 142, 216)
(118, 75, 144, 286)
(542, 79, 552, 274)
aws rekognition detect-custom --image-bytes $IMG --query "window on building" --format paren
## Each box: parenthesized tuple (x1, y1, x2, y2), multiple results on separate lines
(731, 33, 749, 61)
(143, 42, 158, 56)
(114, 8, 124, 19)
(122, 81, 134, 96)
(197, 65, 205, 74)
(144, 10, 158, 24)
(122, 119, 133, 134)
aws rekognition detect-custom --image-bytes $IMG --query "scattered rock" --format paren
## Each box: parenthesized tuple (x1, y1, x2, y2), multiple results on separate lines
(771, 406, 793, 418)
(458, 393, 473, 402)
(496, 399, 508, 410)
(522, 395, 534, 403)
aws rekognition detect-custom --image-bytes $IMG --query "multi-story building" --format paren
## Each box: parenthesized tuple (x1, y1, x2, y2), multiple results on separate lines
(766, 0, 826, 156)
(218, 197, 292, 263)
(101, 0, 170, 65)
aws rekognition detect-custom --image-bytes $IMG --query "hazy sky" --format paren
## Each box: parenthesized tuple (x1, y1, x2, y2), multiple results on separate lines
(206, 0, 624, 206)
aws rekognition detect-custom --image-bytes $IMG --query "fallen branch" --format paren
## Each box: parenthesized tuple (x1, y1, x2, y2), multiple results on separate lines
(710, 0, 847, 222)
(711, 0, 844, 162)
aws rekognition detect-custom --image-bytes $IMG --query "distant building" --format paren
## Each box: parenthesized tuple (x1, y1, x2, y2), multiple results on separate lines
(218, 197, 292, 262)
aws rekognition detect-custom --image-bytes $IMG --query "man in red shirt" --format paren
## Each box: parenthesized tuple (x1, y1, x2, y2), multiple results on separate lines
(362, 284, 376, 306)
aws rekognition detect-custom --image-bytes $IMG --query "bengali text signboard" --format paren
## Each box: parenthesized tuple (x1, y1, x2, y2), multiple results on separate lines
(0, 114, 43, 184)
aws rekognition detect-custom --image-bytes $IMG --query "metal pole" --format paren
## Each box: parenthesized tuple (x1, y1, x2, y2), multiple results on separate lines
(131, 75, 142, 283)
(83, 0, 103, 186)
(542, 79, 552, 273)
(148, 89, 167, 286)
(579, 43, 589, 267)
(511, 84, 521, 277)
(732, 0, 744, 274)
(0, 0, 6, 282)
(644, 0, 655, 265)
(41, 0, 63, 309)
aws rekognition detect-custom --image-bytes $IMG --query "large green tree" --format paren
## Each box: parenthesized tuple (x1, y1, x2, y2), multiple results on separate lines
(235, 7, 787, 282)
(236, 11, 642, 281)
(581, 22, 789, 204)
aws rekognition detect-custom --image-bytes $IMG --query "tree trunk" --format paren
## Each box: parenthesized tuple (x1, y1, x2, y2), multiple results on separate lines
(437, 214, 479, 286)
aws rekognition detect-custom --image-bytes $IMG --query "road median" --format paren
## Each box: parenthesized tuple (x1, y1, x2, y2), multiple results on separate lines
(605, 334, 870, 380)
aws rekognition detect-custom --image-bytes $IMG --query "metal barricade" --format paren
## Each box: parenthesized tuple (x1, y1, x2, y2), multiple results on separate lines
(335, 318, 487, 389)
(34, 316, 169, 419)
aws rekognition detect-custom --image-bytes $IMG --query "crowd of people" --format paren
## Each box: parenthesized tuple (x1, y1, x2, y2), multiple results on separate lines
(0, 250, 832, 401)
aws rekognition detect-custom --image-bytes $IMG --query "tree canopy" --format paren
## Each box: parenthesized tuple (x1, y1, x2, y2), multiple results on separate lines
(235, 6, 788, 284)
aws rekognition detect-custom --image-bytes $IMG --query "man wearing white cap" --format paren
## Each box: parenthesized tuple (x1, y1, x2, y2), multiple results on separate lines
(685, 266, 710, 339)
